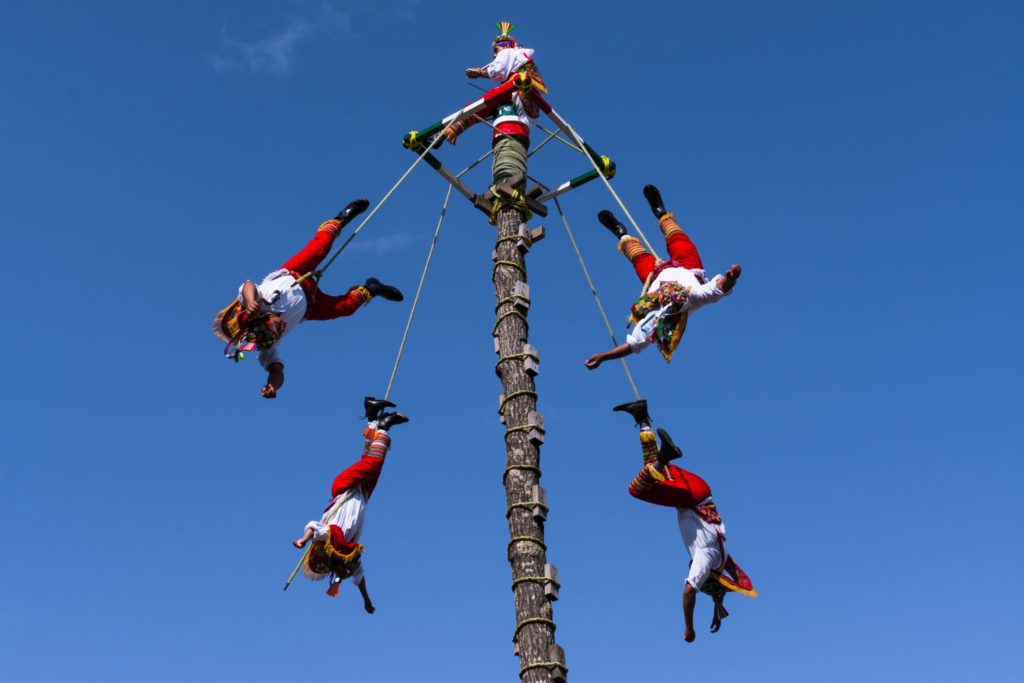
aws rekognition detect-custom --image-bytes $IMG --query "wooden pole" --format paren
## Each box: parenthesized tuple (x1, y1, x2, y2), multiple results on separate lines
(493, 204, 566, 682)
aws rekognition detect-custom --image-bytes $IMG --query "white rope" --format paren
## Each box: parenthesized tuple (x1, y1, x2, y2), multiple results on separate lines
(553, 197, 641, 400)
(383, 185, 453, 401)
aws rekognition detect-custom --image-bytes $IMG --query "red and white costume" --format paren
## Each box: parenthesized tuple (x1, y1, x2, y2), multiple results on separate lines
(628, 427, 727, 591)
(240, 219, 370, 369)
(304, 423, 392, 589)
(618, 213, 732, 357)
(480, 47, 538, 140)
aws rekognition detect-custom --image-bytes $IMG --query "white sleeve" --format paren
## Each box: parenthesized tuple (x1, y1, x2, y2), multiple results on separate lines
(686, 546, 722, 590)
(305, 521, 328, 540)
(484, 48, 522, 81)
(625, 311, 658, 353)
(258, 343, 283, 370)
(685, 278, 731, 314)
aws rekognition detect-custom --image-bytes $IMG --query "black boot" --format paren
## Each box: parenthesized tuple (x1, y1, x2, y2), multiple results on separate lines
(597, 210, 628, 239)
(364, 277, 404, 302)
(643, 184, 667, 219)
(613, 399, 651, 427)
(336, 198, 370, 226)
(377, 411, 410, 431)
(655, 428, 683, 466)
(363, 396, 396, 421)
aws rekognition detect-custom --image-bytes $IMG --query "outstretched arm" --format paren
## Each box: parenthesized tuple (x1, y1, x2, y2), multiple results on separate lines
(262, 362, 284, 399)
(584, 343, 632, 370)
(683, 583, 697, 643)
(357, 578, 375, 614)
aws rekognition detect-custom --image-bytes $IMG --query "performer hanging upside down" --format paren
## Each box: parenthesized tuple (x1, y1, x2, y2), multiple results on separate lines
(212, 199, 404, 399)
(614, 399, 756, 643)
(443, 21, 546, 187)
(291, 397, 410, 606)
(584, 185, 742, 368)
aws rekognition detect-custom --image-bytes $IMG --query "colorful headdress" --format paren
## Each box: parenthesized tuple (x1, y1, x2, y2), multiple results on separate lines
(212, 299, 285, 362)
(493, 21, 517, 48)
(303, 528, 365, 596)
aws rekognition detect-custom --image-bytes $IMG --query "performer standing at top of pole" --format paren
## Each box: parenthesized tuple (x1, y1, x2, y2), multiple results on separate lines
(443, 22, 546, 188)
(584, 184, 742, 368)
(212, 200, 405, 399)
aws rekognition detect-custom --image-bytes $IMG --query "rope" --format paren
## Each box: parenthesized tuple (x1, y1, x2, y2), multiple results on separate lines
(494, 295, 531, 312)
(504, 464, 541, 481)
(520, 661, 568, 678)
(495, 353, 531, 369)
(558, 117, 661, 259)
(493, 260, 528, 279)
(492, 309, 528, 336)
(499, 389, 537, 414)
(296, 132, 442, 286)
(383, 185, 452, 401)
(554, 197, 641, 401)
(510, 575, 559, 589)
(504, 424, 542, 439)
(283, 544, 312, 591)
(282, 489, 355, 591)
(513, 616, 556, 639)
(506, 501, 549, 518)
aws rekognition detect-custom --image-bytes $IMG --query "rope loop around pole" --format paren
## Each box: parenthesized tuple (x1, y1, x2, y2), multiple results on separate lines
(492, 309, 528, 336)
(493, 259, 528, 280)
(519, 661, 569, 679)
(506, 501, 549, 518)
(510, 575, 559, 590)
(504, 424, 541, 439)
(494, 295, 531, 313)
(499, 389, 537, 414)
(512, 616, 556, 640)
(503, 464, 541, 483)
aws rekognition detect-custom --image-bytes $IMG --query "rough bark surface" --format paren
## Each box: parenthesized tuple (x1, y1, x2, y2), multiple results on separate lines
(492, 205, 563, 682)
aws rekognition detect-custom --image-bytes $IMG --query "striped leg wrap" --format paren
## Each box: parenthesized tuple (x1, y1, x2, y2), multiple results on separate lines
(317, 218, 342, 239)
(348, 285, 371, 306)
(629, 462, 667, 496)
(658, 212, 683, 239)
(362, 423, 377, 454)
(366, 430, 391, 460)
(639, 426, 659, 465)
(618, 235, 649, 264)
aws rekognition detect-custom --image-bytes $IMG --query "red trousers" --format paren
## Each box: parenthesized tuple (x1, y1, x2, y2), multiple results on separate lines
(331, 455, 385, 501)
(630, 463, 712, 509)
(329, 426, 390, 500)
(629, 231, 704, 284)
(281, 226, 366, 321)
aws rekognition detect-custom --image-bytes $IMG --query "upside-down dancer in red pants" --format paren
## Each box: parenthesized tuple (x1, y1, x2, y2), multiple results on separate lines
(614, 398, 757, 643)
(584, 185, 742, 368)
(212, 200, 404, 399)
(291, 397, 410, 607)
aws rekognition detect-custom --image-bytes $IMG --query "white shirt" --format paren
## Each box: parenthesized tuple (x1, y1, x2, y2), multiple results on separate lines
(482, 47, 537, 133)
(625, 267, 730, 353)
(677, 503, 727, 590)
(238, 269, 308, 369)
(305, 487, 367, 584)
(483, 47, 535, 82)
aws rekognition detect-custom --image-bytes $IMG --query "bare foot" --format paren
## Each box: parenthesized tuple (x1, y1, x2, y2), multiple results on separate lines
(719, 264, 742, 293)
(684, 626, 696, 643)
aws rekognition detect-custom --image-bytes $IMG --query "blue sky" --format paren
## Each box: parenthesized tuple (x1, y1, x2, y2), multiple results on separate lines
(2, 1, 1021, 681)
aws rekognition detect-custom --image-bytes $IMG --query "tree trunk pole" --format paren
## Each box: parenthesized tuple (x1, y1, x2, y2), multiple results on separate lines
(492, 205, 565, 682)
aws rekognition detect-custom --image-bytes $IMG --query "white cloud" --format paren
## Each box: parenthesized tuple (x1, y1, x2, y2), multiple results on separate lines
(211, 3, 353, 76)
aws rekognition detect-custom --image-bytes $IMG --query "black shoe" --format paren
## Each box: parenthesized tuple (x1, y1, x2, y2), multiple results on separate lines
(377, 411, 410, 431)
(364, 277, 404, 302)
(655, 428, 683, 465)
(643, 184, 666, 219)
(363, 396, 396, 421)
(597, 210, 627, 239)
(613, 399, 651, 427)
(336, 198, 370, 226)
